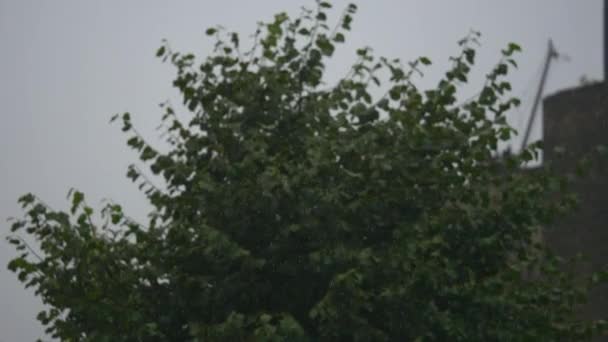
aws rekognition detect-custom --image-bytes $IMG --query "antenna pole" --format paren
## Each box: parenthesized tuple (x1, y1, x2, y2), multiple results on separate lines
(605, 0, 607, 80)
(520, 39, 557, 152)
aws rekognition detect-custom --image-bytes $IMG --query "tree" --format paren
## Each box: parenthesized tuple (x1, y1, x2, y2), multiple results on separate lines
(6, 1, 608, 341)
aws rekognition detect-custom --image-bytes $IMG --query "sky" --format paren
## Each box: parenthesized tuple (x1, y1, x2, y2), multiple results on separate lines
(0, 0, 604, 340)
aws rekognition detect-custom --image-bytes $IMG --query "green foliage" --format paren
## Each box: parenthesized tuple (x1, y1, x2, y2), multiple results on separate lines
(6, 1, 608, 341)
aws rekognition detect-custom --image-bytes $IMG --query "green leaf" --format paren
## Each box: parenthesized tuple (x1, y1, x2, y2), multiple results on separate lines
(342, 14, 353, 30)
(7, 237, 21, 245)
(316, 36, 335, 56)
(419, 56, 432, 65)
(18, 193, 35, 208)
(298, 28, 311, 36)
(464, 48, 475, 64)
(10, 221, 24, 232)
(71, 191, 84, 214)
(508, 42, 521, 52)
(230, 32, 239, 48)
(141, 146, 158, 161)
(333, 33, 345, 43)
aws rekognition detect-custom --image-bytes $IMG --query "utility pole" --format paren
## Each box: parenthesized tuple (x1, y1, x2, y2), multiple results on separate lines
(520, 39, 558, 152)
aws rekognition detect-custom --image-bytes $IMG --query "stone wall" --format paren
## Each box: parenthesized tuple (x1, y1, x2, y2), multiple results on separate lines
(542, 82, 608, 336)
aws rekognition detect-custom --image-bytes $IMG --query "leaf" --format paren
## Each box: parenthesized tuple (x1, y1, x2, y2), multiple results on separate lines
(18, 193, 35, 208)
(419, 56, 432, 65)
(111, 213, 121, 224)
(333, 33, 345, 43)
(7, 237, 21, 245)
(10, 221, 24, 232)
(7, 258, 27, 272)
(259, 313, 272, 323)
(141, 146, 158, 161)
(274, 12, 288, 23)
(71, 191, 84, 214)
(298, 28, 311, 36)
(316, 36, 335, 56)
(498, 63, 508, 74)
(230, 32, 239, 48)
(342, 14, 353, 30)
(464, 48, 475, 64)
(156, 46, 165, 57)
(508, 42, 522, 52)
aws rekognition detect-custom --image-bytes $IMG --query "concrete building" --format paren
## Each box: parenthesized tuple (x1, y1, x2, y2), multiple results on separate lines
(542, 81, 608, 339)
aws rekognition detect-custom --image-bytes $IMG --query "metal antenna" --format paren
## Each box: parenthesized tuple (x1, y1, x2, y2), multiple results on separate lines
(605, 0, 607, 81)
(520, 39, 558, 152)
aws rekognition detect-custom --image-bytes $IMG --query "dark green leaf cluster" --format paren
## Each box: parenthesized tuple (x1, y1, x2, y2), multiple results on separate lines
(7, 1, 608, 341)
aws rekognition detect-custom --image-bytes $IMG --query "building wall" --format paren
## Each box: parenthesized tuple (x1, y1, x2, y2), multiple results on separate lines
(542, 82, 608, 333)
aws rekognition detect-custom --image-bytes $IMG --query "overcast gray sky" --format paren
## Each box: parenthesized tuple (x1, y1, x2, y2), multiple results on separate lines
(0, 1, 603, 340)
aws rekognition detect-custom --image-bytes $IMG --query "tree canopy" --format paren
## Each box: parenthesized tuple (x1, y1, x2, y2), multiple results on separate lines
(6, 1, 608, 341)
